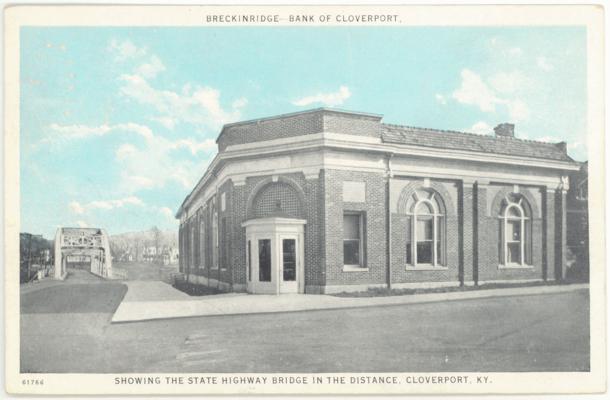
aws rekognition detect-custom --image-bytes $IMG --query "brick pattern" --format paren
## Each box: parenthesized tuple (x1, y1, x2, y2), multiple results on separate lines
(214, 173, 324, 289)
(218, 112, 324, 151)
(322, 113, 381, 137)
(323, 169, 387, 286)
(253, 182, 303, 218)
(555, 190, 567, 280)
(461, 183, 474, 283)
(181, 175, 561, 291)
(390, 179, 460, 283)
(543, 190, 555, 280)
(218, 110, 384, 151)
(477, 184, 546, 282)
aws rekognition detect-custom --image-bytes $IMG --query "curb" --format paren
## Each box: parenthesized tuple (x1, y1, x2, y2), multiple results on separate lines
(111, 283, 589, 324)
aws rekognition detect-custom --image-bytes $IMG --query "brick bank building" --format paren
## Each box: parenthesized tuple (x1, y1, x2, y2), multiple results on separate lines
(176, 108, 579, 294)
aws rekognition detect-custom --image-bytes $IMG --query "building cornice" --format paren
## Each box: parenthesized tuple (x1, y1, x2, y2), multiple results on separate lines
(177, 132, 580, 218)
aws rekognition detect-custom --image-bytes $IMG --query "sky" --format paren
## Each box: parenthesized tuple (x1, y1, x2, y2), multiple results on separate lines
(20, 26, 587, 238)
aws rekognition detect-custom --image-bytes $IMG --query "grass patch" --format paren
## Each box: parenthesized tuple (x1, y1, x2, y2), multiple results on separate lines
(172, 280, 223, 296)
(332, 280, 583, 298)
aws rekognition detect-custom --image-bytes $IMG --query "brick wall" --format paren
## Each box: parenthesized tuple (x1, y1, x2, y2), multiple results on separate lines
(555, 190, 567, 280)
(461, 183, 474, 283)
(322, 169, 387, 286)
(389, 178, 461, 283)
(217, 109, 383, 151)
(218, 112, 324, 151)
(322, 112, 381, 137)
(227, 173, 323, 290)
(477, 184, 546, 282)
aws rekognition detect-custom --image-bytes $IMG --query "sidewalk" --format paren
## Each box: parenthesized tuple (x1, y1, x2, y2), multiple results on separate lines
(111, 281, 589, 323)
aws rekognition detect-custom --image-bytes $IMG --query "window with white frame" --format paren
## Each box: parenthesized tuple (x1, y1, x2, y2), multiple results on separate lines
(499, 195, 532, 267)
(405, 189, 445, 267)
(343, 212, 365, 268)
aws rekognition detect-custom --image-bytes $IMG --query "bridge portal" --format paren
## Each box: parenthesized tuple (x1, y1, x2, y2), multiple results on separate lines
(54, 227, 112, 279)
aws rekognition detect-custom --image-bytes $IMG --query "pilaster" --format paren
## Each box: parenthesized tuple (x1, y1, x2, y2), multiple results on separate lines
(460, 179, 475, 284)
(474, 180, 489, 285)
(543, 188, 556, 280)
(555, 187, 568, 280)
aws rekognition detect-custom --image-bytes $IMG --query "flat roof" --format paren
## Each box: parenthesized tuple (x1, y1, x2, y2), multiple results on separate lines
(216, 107, 384, 143)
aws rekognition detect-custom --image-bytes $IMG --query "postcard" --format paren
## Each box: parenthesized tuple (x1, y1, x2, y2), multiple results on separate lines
(4, 3, 605, 395)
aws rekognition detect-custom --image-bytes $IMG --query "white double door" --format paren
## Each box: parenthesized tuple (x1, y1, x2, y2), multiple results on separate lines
(243, 218, 306, 294)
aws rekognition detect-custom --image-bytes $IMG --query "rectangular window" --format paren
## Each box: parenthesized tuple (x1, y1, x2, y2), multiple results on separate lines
(416, 217, 433, 264)
(258, 239, 271, 282)
(506, 220, 522, 264)
(343, 213, 364, 267)
(282, 239, 296, 281)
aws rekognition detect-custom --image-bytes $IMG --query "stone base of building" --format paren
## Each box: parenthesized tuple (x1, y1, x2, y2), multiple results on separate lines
(184, 274, 239, 292)
(473, 278, 547, 285)
(179, 275, 551, 295)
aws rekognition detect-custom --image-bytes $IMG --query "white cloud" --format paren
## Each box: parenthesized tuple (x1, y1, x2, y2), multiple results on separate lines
(469, 121, 492, 135)
(151, 116, 177, 130)
(232, 97, 248, 109)
(170, 138, 216, 155)
(115, 133, 214, 192)
(108, 39, 147, 61)
(48, 122, 153, 141)
(508, 47, 523, 57)
(69, 201, 85, 215)
(506, 99, 530, 122)
(68, 196, 144, 215)
(435, 94, 447, 105)
(136, 55, 165, 79)
(119, 74, 243, 131)
(116, 143, 137, 160)
(451, 69, 530, 122)
(452, 69, 499, 112)
(123, 175, 156, 189)
(292, 85, 351, 107)
(537, 56, 554, 71)
(488, 71, 525, 94)
(159, 206, 175, 219)
(76, 220, 88, 228)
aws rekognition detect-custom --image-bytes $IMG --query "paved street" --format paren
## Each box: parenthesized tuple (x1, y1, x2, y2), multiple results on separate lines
(21, 272, 589, 373)
(112, 261, 178, 281)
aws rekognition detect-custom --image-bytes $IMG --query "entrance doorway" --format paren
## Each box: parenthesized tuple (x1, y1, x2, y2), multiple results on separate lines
(242, 218, 306, 294)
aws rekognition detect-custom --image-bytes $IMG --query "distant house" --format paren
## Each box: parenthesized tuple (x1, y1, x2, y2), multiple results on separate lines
(176, 108, 581, 294)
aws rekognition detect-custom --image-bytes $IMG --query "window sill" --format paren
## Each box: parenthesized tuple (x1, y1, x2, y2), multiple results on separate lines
(405, 265, 448, 271)
(498, 264, 534, 269)
(343, 265, 369, 272)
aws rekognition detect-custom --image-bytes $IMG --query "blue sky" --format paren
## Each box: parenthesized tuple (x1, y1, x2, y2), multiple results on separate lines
(20, 27, 587, 238)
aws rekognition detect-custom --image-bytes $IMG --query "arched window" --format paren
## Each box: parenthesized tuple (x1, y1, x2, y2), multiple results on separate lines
(499, 195, 532, 266)
(405, 189, 445, 267)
